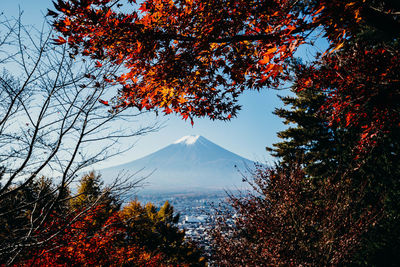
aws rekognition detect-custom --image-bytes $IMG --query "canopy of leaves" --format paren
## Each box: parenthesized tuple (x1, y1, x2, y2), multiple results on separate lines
(51, 0, 379, 122)
(211, 164, 381, 266)
(7, 174, 205, 266)
(295, 43, 400, 154)
(19, 204, 162, 266)
(268, 77, 400, 265)
(121, 200, 206, 265)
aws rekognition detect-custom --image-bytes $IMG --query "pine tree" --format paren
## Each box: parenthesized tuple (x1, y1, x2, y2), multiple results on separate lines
(71, 172, 119, 209)
(267, 80, 356, 179)
(70, 172, 120, 231)
(268, 67, 400, 265)
(120, 200, 206, 266)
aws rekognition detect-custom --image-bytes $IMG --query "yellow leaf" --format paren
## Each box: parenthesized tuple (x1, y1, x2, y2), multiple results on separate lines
(266, 47, 277, 55)
(259, 55, 270, 65)
(330, 42, 344, 54)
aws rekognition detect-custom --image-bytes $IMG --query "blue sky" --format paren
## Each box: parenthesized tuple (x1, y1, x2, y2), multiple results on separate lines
(1, 1, 323, 168)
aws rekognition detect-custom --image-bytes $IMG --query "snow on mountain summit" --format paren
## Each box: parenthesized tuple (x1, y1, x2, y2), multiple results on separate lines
(173, 135, 200, 145)
(100, 135, 255, 192)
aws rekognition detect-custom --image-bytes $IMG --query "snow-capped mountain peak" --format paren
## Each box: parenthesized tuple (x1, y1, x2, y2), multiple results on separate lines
(173, 135, 200, 145)
(101, 135, 255, 192)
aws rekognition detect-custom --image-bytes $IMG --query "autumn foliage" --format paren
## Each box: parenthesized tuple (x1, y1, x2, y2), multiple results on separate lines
(295, 44, 400, 153)
(21, 205, 161, 266)
(211, 164, 383, 266)
(51, 0, 371, 122)
(10, 173, 205, 266)
(4, 0, 397, 265)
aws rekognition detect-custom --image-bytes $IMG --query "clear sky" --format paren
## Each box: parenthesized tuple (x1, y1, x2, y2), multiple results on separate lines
(1, 1, 324, 168)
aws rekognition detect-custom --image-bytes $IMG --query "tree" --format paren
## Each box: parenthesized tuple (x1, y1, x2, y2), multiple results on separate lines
(121, 200, 207, 266)
(211, 164, 381, 266)
(207, 0, 399, 262)
(39, 0, 400, 264)
(229, 37, 400, 264)
(50, 0, 400, 151)
(267, 78, 355, 179)
(14, 188, 205, 266)
(269, 72, 400, 265)
(294, 43, 400, 154)
(17, 204, 163, 266)
(284, 20, 400, 263)
(213, 82, 400, 264)
(302, 49, 400, 266)
(0, 13, 158, 263)
(50, 0, 387, 121)
(71, 172, 120, 213)
(0, 176, 70, 263)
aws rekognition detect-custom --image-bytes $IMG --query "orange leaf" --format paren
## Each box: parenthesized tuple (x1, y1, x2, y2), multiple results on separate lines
(330, 42, 344, 54)
(259, 56, 270, 65)
(313, 5, 325, 16)
(99, 99, 109, 106)
(53, 36, 67, 45)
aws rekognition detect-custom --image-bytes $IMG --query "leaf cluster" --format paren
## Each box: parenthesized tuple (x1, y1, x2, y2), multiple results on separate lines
(6, 173, 206, 266)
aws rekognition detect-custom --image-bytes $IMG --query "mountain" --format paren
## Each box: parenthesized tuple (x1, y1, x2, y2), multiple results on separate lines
(100, 135, 255, 192)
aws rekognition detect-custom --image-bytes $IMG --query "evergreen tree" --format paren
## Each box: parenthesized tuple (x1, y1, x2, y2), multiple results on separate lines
(70, 172, 120, 230)
(121, 200, 206, 266)
(0, 176, 70, 263)
(268, 82, 354, 179)
(268, 66, 400, 265)
(71, 172, 117, 208)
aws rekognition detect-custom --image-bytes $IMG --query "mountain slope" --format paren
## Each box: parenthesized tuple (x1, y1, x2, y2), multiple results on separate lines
(100, 135, 255, 192)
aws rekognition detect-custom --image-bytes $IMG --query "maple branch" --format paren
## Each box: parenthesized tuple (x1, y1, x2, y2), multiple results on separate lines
(160, 25, 311, 44)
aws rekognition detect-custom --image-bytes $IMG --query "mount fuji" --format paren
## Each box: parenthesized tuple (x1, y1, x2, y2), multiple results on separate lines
(100, 135, 255, 192)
